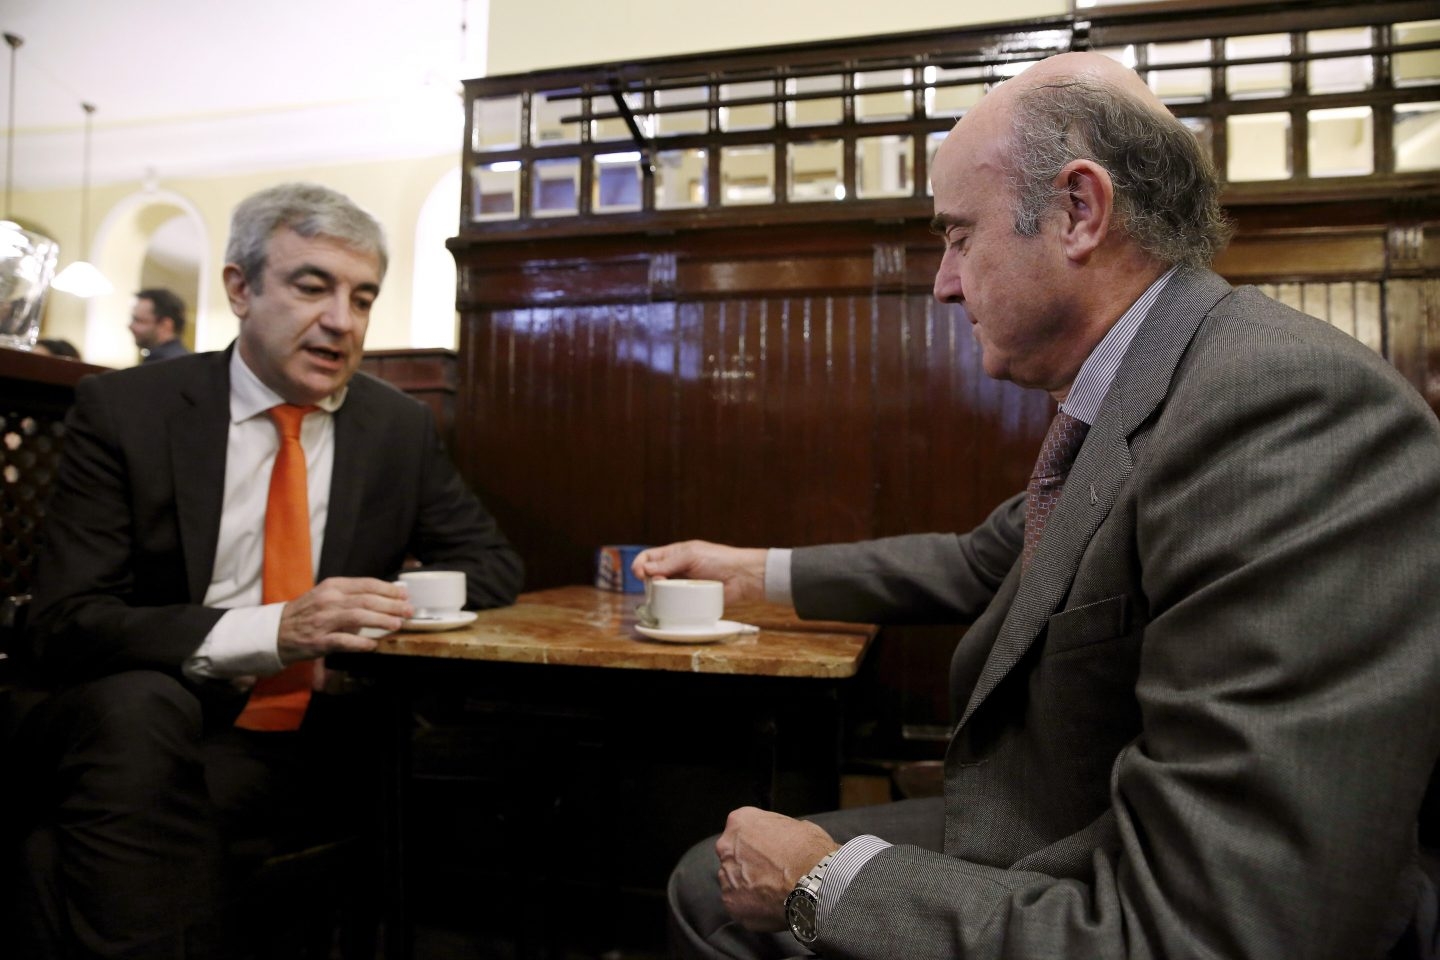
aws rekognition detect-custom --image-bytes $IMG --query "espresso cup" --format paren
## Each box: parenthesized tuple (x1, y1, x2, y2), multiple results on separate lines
(399, 570, 466, 619)
(638, 578, 724, 630)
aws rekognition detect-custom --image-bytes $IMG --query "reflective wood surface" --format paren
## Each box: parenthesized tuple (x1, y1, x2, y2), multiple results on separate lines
(372, 585, 874, 678)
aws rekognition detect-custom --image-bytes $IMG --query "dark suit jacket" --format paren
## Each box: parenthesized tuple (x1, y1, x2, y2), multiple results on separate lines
(791, 268, 1440, 959)
(27, 347, 524, 683)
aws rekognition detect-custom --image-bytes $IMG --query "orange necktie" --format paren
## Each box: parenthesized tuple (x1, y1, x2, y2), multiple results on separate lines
(235, 404, 320, 731)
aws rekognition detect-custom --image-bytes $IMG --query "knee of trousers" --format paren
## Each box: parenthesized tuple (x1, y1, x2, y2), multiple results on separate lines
(669, 832, 724, 923)
(45, 670, 206, 792)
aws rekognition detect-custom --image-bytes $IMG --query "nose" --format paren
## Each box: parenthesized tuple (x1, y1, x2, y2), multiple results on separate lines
(933, 249, 963, 305)
(318, 290, 357, 333)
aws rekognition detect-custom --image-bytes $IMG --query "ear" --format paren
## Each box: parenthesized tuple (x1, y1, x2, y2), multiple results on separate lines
(1053, 158, 1112, 263)
(222, 264, 251, 319)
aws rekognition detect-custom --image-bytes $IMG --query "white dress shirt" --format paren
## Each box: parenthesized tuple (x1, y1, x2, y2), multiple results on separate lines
(183, 350, 346, 680)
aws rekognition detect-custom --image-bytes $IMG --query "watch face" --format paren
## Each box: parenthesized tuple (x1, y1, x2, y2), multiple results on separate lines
(785, 889, 819, 944)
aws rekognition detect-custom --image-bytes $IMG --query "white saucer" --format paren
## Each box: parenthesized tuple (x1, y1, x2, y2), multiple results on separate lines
(401, 611, 478, 632)
(635, 619, 753, 643)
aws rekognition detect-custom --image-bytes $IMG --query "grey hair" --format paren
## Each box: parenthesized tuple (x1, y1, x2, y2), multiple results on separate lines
(225, 182, 388, 289)
(1005, 77, 1232, 269)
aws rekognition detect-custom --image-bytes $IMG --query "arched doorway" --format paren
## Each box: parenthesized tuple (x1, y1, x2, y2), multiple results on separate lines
(410, 167, 461, 349)
(83, 190, 209, 368)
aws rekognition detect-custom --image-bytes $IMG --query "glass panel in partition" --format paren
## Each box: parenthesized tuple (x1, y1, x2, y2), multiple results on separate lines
(655, 83, 710, 135)
(1395, 101, 1440, 172)
(1307, 27, 1372, 95)
(1091, 45, 1136, 69)
(594, 92, 649, 143)
(472, 95, 523, 152)
(1227, 34, 1292, 99)
(594, 153, 643, 212)
(721, 145, 775, 204)
(1394, 21, 1440, 88)
(856, 135, 913, 199)
(532, 158, 580, 216)
(856, 69, 913, 123)
(1308, 107, 1373, 177)
(1147, 39, 1211, 103)
(1227, 112, 1292, 181)
(786, 75, 844, 127)
(471, 162, 520, 221)
(1178, 117, 1213, 165)
(923, 65, 985, 118)
(788, 140, 844, 202)
(925, 131, 947, 196)
(720, 81, 776, 132)
(656, 149, 708, 208)
(532, 91, 581, 145)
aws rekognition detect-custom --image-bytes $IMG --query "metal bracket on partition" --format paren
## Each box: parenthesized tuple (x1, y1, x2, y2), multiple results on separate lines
(606, 77, 656, 193)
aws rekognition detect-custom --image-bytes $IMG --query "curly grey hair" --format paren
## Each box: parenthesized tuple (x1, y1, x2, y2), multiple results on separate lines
(225, 182, 388, 290)
(1005, 77, 1232, 269)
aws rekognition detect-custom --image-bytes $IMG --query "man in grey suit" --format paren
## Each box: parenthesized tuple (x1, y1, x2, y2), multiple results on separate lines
(13, 182, 524, 958)
(636, 52, 1440, 959)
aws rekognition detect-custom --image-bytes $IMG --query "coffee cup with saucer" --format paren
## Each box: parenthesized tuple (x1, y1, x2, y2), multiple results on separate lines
(635, 578, 756, 643)
(398, 570, 477, 631)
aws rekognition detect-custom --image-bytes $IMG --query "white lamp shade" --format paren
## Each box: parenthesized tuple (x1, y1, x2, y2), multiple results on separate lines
(51, 259, 114, 297)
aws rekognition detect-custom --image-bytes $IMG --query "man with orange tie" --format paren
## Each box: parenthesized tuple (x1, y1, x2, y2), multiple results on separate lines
(14, 182, 524, 958)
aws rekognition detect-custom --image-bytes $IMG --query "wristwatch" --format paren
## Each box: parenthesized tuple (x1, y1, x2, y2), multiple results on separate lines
(784, 851, 835, 946)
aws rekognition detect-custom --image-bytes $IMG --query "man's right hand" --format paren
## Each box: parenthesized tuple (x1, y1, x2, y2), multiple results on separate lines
(631, 541, 768, 604)
(276, 576, 413, 663)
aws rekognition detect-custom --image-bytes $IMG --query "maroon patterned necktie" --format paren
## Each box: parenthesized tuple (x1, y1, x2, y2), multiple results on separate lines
(1022, 410, 1090, 569)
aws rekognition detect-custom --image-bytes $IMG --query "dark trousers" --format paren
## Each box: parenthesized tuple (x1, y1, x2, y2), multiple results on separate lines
(667, 796, 1440, 960)
(7, 669, 381, 959)
(667, 797, 945, 960)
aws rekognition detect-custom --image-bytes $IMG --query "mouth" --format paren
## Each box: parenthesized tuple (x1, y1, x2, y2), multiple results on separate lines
(303, 345, 345, 366)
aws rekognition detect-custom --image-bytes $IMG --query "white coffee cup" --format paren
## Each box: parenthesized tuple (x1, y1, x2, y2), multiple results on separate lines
(639, 579, 724, 630)
(399, 570, 466, 619)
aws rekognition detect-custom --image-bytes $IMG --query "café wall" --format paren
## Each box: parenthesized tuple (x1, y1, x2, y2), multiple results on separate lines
(14, 153, 457, 367)
(10, 1, 1069, 365)
(485, 0, 1067, 74)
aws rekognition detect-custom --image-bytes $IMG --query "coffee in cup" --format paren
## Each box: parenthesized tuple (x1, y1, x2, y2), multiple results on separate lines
(637, 579, 724, 630)
(399, 570, 466, 619)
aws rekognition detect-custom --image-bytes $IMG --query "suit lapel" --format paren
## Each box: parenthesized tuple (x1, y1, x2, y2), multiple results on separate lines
(318, 377, 372, 579)
(171, 351, 232, 602)
(958, 268, 1234, 727)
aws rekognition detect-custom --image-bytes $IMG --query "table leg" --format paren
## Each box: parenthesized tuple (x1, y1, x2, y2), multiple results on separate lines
(382, 675, 414, 960)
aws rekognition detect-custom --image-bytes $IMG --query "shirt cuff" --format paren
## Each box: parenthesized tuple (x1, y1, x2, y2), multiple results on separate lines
(182, 604, 287, 680)
(817, 835, 891, 927)
(764, 547, 794, 604)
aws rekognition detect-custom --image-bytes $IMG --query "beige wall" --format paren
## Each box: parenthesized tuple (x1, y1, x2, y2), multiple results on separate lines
(15, 153, 458, 367)
(16, 2, 1068, 364)
(486, 0, 1068, 75)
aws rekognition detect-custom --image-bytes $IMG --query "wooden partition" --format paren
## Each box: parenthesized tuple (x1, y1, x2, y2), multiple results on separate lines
(450, 0, 1440, 746)
(452, 222, 1049, 592)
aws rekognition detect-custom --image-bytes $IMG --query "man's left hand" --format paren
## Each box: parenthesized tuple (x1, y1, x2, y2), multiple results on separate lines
(715, 806, 839, 931)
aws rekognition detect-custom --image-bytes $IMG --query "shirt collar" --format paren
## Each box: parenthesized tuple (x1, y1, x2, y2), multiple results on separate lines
(1059, 265, 1177, 426)
(229, 347, 348, 424)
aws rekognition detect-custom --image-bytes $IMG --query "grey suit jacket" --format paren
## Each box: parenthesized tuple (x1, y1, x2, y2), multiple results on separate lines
(792, 268, 1440, 959)
(28, 346, 524, 683)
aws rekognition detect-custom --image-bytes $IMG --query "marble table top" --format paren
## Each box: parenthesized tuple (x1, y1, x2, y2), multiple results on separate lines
(371, 585, 875, 678)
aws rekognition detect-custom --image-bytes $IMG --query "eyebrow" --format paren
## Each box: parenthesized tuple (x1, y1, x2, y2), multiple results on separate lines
(286, 264, 380, 297)
(928, 214, 971, 236)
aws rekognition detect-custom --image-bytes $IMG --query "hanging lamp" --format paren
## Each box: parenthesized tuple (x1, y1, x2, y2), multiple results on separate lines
(51, 102, 113, 297)
(0, 31, 61, 350)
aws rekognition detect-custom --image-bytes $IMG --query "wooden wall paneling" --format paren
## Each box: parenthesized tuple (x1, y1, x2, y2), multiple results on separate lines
(1428, 280, 1440, 416)
(358, 348, 458, 445)
(1387, 278, 1440, 415)
(1355, 283, 1384, 355)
